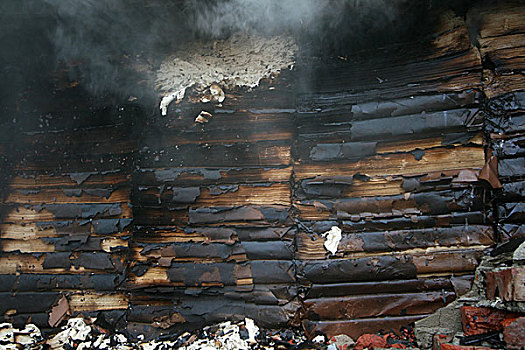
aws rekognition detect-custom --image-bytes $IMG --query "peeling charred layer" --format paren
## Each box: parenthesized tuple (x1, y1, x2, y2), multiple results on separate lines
(297, 255, 417, 284)
(135, 166, 292, 186)
(303, 291, 455, 320)
(498, 223, 525, 241)
(0, 292, 59, 314)
(134, 183, 290, 208)
(133, 226, 295, 244)
(164, 260, 296, 286)
(296, 132, 484, 165)
(1, 312, 52, 331)
(297, 108, 481, 147)
(298, 249, 483, 284)
(0, 274, 122, 292)
(294, 146, 486, 181)
(304, 277, 456, 299)
(486, 90, 525, 246)
(498, 157, 525, 178)
(128, 298, 294, 329)
(492, 136, 525, 159)
(297, 225, 493, 257)
(188, 206, 291, 225)
(130, 283, 297, 303)
(0, 203, 130, 222)
(320, 212, 489, 232)
(296, 188, 490, 222)
(497, 202, 525, 223)
(136, 240, 294, 261)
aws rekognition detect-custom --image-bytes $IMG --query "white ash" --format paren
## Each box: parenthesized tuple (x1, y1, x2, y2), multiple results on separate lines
(177, 318, 259, 350)
(0, 323, 42, 350)
(47, 318, 92, 350)
(156, 32, 297, 115)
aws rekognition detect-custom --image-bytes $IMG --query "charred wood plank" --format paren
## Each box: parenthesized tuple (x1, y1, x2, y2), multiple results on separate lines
(303, 291, 455, 320)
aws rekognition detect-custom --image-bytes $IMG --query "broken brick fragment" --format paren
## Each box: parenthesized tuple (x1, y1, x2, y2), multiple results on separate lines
(460, 306, 507, 336)
(354, 334, 389, 350)
(503, 317, 525, 350)
(328, 334, 355, 350)
(433, 333, 454, 350)
(485, 267, 525, 302)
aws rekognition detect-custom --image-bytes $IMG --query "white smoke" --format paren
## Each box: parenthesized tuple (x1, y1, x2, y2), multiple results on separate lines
(37, 0, 419, 100)
(186, 0, 408, 38)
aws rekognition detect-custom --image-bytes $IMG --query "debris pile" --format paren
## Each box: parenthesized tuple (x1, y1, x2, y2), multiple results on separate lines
(353, 329, 417, 350)
(0, 323, 42, 350)
(0, 316, 427, 350)
(156, 32, 297, 115)
(0, 318, 316, 350)
(414, 241, 525, 349)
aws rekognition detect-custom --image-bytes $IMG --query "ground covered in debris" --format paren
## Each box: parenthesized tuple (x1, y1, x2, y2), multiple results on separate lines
(0, 317, 421, 350)
(413, 240, 525, 350)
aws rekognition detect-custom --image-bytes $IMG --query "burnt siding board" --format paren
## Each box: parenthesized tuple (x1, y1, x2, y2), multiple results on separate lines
(3, 3, 525, 339)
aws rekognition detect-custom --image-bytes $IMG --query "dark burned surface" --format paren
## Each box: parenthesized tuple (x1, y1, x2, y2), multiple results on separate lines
(0, 0, 524, 343)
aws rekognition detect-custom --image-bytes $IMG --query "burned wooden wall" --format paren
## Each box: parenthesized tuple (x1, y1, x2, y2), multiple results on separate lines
(1, 1, 524, 341)
(0, 85, 139, 331)
(478, 3, 525, 244)
(292, 11, 492, 339)
(128, 75, 298, 336)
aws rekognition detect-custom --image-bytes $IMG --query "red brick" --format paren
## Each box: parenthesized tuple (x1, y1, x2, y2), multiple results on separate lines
(433, 333, 454, 350)
(460, 306, 507, 336)
(503, 317, 525, 350)
(354, 334, 389, 350)
(486, 267, 525, 302)
(440, 344, 495, 350)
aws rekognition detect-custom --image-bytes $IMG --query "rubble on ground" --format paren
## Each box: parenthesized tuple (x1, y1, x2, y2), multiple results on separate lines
(0, 323, 42, 350)
(414, 240, 525, 349)
(1, 318, 311, 350)
(0, 317, 426, 350)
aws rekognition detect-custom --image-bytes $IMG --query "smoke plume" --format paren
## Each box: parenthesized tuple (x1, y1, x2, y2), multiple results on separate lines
(1, 0, 475, 107)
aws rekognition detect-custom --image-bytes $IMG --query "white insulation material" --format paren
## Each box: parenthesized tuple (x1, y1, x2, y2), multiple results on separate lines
(156, 33, 297, 115)
(322, 226, 342, 255)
